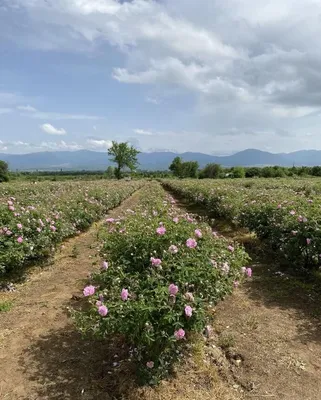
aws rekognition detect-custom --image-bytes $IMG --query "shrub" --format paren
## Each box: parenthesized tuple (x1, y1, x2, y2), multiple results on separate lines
(74, 184, 250, 384)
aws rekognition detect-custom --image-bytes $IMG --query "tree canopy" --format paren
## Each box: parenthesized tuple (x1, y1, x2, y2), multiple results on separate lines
(108, 141, 140, 179)
(0, 160, 9, 182)
(169, 157, 199, 178)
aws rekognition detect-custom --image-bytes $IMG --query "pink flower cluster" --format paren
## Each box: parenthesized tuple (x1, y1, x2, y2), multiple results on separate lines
(194, 229, 202, 238)
(174, 328, 185, 340)
(83, 285, 96, 296)
(241, 267, 252, 277)
(186, 238, 197, 248)
(151, 257, 162, 266)
(101, 261, 109, 270)
(168, 283, 179, 296)
(121, 288, 129, 301)
(156, 226, 166, 235)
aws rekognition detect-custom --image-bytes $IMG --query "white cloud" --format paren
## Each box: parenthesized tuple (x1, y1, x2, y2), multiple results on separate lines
(22, 110, 102, 120)
(40, 123, 67, 135)
(86, 138, 112, 149)
(134, 129, 154, 136)
(17, 105, 37, 112)
(145, 96, 160, 105)
(40, 140, 83, 151)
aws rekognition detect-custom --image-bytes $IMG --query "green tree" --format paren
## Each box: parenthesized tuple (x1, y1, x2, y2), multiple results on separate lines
(108, 141, 140, 179)
(311, 166, 321, 176)
(169, 157, 199, 178)
(200, 163, 222, 179)
(231, 166, 245, 178)
(0, 160, 9, 182)
(245, 167, 261, 178)
(180, 161, 199, 178)
(169, 157, 183, 177)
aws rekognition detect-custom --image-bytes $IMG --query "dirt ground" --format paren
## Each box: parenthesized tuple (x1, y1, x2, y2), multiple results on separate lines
(1, 187, 321, 400)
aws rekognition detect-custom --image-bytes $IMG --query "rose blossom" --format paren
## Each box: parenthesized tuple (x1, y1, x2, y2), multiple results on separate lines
(194, 229, 202, 238)
(151, 257, 162, 266)
(174, 328, 185, 340)
(98, 305, 108, 317)
(186, 238, 197, 248)
(102, 261, 109, 270)
(184, 305, 193, 317)
(83, 285, 95, 296)
(121, 288, 129, 301)
(168, 283, 179, 296)
(156, 226, 166, 235)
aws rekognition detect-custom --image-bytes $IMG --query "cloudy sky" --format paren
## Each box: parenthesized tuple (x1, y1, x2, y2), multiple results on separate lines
(1, 0, 321, 155)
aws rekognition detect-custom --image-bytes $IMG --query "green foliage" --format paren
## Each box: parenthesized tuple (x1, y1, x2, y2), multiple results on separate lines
(245, 167, 261, 178)
(0, 160, 9, 183)
(0, 300, 13, 312)
(105, 166, 115, 179)
(108, 141, 140, 179)
(169, 156, 183, 176)
(74, 183, 250, 384)
(231, 166, 245, 178)
(199, 163, 222, 179)
(169, 157, 199, 178)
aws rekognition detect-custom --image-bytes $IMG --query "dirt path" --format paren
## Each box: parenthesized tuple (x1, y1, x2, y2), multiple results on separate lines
(0, 190, 143, 400)
(168, 191, 321, 400)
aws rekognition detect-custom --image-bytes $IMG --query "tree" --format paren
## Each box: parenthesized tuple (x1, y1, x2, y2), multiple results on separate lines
(180, 161, 199, 178)
(169, 157, 199, 178)
(200, 163, 222, 179)
(245, 167, 261, 178)
(108, 141, 140, 179)
(169, 157, 183, 176)
(0, 160, 9, 182)
(231, 166, 245, 178)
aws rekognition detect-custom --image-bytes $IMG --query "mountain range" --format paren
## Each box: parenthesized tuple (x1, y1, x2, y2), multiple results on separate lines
(1, 149, 321, 171)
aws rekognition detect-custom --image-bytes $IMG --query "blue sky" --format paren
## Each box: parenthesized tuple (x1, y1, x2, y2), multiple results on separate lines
(1, 0, 321, 155)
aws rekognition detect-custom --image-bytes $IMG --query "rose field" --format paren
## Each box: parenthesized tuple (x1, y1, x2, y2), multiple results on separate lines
(163, 178, 321, 271)
(1, 178, 321, 400)
(0, 180, 141, 277)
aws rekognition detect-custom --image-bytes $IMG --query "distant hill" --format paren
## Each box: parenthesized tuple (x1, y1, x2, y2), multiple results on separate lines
(1, 149, 321, 171)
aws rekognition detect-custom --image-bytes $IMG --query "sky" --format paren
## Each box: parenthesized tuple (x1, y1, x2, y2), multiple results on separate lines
(1, 0, 321, 155)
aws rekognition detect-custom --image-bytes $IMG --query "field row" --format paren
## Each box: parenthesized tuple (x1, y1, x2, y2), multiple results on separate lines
(74, 182, 250, 384)
(0, 180, 142, 277)
(162, 178, 321, 269)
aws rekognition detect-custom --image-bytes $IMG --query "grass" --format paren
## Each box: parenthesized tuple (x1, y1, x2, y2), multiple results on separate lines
(0, 301, 13, 312)
(218, 332, 236, 350)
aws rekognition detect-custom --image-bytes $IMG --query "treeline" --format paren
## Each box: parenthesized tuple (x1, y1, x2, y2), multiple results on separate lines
(3, 167, 172, 182)
(168, 157, 321, 179)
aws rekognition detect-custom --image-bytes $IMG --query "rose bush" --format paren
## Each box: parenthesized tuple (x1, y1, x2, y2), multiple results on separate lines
(0, 180, 142, 276)
(74, 183, 250, 384)
(162, 178, 321, 270)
